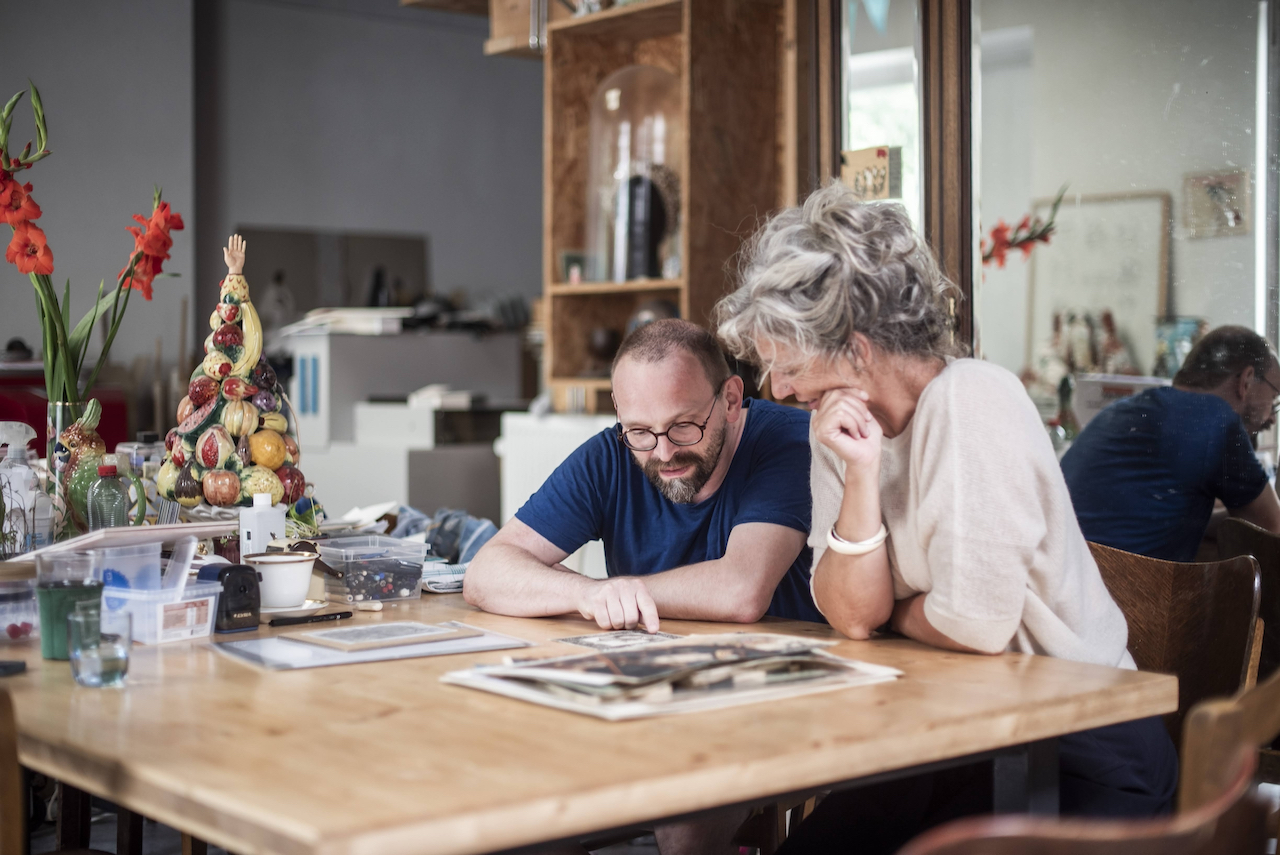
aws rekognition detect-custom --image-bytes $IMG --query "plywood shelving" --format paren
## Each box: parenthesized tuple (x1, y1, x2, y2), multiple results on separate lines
(544, 0, 784, 412)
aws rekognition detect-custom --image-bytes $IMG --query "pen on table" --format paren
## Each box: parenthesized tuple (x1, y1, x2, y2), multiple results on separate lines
(269, 611, 354, 628)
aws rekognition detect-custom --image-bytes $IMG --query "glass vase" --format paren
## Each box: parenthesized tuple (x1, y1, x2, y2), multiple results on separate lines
(46, 401, 83, 540)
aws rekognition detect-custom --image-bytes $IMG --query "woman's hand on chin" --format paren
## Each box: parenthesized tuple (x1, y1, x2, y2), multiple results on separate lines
(815, 387, 882, 474)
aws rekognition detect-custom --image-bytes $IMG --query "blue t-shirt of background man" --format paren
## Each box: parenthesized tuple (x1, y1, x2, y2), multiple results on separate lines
(515, 398, 823, 622)
(1061, 386, 1268, 562)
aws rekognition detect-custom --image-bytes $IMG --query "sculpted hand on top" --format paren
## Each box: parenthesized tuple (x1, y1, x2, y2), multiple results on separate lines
(577, 576, 661, 633)
(223, 234, 246, 276)
(814, 387, 882, 474)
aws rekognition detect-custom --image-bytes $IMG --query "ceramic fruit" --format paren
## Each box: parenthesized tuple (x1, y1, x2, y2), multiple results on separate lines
(221, 399, 259, 437)
(221, 377, 258, 400)
(171, 441, 190, 468)
(251, 358, 277, 390)
(164, 428, 179, 453)
(177, 398, 222, 436)
(212, 323, 243, 349)
(175, 395, 194, 427)
(248, 429, 286, 470)
(228, 300, 262, 375)
(217, 300, 240, 324)
(202, 350, 233, 379)
(174, 464, 204, 508)
(275, 464, 306, 504)
(251, 389, 277, 412)
(196, 425, 236, 470)
(239, 465, 283, 506)
(155, 459, 180, 499)
(259, 411, 287, 433)
(282, 433, 300, 465)
(188, 375, 219, 408)
(236, 434, 252, 468)
(202, 469, 241, 507)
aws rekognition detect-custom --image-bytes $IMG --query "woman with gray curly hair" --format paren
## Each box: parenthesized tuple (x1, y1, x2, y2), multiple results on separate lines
(714, 182, 1176, 850)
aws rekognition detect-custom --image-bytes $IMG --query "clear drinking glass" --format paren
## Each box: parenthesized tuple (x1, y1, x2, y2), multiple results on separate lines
(35, 552, 103, 661)
(67, 608, 129, 688)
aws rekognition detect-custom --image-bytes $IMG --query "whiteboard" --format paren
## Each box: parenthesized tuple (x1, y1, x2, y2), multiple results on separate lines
(1026, 193, 1171, 376)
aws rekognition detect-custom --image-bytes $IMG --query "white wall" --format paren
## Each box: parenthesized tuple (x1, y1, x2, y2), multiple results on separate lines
(0, 1, 195, 370)
(196, 0, 544, 319)
(978, 0, 1260, 373)
(0, 0, 544, 376)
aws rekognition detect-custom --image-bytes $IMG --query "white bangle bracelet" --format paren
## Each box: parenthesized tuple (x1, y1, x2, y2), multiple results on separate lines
(826, 522, 888, 556)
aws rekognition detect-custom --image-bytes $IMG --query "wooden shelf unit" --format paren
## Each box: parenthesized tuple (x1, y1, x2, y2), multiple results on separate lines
(544, 0, 784, 412)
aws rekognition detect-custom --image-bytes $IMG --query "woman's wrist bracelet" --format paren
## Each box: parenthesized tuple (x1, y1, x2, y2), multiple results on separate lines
(827, 522, 888, 556)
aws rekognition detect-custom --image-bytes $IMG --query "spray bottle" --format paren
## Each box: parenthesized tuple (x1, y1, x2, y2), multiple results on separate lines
(0, 423, 52, 552)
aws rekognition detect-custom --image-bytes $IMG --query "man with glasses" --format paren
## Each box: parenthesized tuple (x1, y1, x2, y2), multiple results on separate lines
(465, 318, 822, 634)
(1062, 324, 1280, 561)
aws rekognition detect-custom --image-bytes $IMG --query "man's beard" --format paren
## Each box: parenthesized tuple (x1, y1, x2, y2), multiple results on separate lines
(640, 423, 728, 504)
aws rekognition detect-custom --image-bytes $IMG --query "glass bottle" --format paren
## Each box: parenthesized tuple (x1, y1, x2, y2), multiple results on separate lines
(583, 65, 683, 283)
(1056, 375, 1081, 442)
(86, 455, 130, 531)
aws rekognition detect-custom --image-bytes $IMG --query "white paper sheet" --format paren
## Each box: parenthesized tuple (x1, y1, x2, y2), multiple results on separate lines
(213, 623, 528, 670)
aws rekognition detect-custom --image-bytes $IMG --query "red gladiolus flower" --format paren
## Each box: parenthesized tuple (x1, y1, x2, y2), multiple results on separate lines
(5, 221, 53, 275)
(0, 176, 41, 224)
(118, 200, 186, 301)
(989, 220, 1011, 268)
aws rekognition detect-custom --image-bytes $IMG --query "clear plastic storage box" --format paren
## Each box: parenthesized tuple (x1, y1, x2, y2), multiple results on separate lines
(102, 580, 221, 645)
(0, 579, 38, 642)
(318, 536, 428, 603)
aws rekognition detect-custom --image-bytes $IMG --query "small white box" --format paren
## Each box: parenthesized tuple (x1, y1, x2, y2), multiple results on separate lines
(354, 402, 437, 449)
(102, 580, 220, 645)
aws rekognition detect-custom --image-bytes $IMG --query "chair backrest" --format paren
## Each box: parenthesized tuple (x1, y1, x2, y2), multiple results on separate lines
(1087, 542, 1260, 744)
(896, 750, 1266, 855)
(1215, 518, 1280, 682)
(1180, 651, 1280, 812)
(0, 689, 23, 855)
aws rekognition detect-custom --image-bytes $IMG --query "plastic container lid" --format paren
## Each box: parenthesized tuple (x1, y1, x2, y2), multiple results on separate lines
(253, 493, 271, 508)
(97, 464, 117, 477)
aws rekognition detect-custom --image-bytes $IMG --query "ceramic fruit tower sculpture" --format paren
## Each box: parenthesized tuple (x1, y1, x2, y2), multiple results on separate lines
(155, 235, 307, 512)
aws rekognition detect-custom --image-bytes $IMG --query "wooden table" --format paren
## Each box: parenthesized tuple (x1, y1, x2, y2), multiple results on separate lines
(4, 595, 1176, 855)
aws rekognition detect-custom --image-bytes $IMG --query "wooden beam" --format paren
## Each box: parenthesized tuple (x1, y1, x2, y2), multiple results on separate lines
(920, 0, 974, 349)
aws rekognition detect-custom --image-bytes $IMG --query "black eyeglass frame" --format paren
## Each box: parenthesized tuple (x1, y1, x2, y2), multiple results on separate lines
(614, 392, 721, 452)
(1259, 374, 1280, 414)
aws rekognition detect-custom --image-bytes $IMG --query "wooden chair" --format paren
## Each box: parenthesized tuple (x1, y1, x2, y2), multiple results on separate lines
(893, 749, 1266, 855)
(896, 642, 1280, 855)
(1087, 542, 1260, 743)
(1216, 519, 1280, 683)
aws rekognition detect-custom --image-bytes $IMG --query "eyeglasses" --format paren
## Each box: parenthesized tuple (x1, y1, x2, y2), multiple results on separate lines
(615, 393, 720, 452)
(1262, 375, 1280, 415)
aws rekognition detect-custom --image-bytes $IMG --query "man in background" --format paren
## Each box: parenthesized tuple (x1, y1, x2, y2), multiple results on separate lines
(1062, 324, 1280, 560)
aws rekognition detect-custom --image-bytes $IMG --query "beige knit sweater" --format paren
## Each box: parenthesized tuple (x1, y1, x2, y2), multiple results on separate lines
(810, 359, 1134, 666)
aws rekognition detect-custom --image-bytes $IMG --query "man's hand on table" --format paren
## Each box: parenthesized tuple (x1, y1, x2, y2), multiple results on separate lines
(577, 577, 661, 633)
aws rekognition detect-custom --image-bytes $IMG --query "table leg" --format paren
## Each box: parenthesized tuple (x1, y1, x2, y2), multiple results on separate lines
(993, 738, 1059, 816)
(117, 807, 145, 855)
(182, 832, 209, 855)
(55, 782, 92, 850)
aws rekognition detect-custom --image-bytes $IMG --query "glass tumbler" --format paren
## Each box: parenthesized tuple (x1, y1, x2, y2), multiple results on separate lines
(35, 552, 104, 660)
(67, 608, 130, 688)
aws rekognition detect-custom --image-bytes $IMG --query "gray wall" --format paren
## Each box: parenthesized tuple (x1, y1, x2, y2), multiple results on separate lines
(0, 1, 195, 371)
(0, 0, 544, 370)
(196, 0, 544, 324)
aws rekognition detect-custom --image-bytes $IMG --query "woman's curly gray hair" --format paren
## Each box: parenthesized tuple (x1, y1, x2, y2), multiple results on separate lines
(714, 181, 963, 371)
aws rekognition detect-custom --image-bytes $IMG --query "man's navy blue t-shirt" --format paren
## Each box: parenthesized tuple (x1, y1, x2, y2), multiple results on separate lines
(1060, 386, 1268, 562)
(515, 398, 823, 622)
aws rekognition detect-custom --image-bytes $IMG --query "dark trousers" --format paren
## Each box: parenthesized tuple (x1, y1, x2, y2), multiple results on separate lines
(777, 716, 1178, 855)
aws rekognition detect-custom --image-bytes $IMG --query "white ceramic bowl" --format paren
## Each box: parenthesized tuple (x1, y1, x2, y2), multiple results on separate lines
(244, 552, 318, 609)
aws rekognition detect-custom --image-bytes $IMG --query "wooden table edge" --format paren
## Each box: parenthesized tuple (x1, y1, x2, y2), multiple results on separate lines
(15, 671, 1174, 855)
